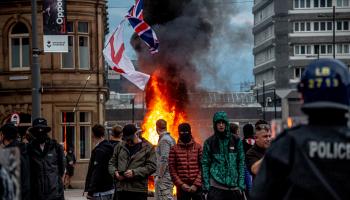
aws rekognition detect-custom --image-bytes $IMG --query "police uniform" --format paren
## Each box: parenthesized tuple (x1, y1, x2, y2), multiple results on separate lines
(251, 59, 350, 200)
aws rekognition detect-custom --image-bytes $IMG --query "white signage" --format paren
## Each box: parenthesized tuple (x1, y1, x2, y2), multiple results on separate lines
(108, 69, 121, 80)
(43, 35, 68, 52)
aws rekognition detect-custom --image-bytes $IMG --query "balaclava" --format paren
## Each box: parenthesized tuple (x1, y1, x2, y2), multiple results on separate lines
(178, 123, 192, 143)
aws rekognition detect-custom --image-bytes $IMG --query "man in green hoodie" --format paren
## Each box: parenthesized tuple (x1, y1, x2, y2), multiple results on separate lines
(202, 111, 245, 200)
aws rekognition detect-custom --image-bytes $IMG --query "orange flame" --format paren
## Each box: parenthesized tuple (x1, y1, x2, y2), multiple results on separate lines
(142, 74, 187, 145)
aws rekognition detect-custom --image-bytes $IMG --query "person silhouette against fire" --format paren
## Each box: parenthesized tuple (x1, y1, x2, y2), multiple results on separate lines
(155, 119, 176, 200)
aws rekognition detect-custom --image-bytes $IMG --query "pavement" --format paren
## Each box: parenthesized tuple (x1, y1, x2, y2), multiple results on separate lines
(64, 189, 158, 200)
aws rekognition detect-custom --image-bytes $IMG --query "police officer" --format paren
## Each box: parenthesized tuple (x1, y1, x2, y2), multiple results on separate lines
(250, 59, 350, 200)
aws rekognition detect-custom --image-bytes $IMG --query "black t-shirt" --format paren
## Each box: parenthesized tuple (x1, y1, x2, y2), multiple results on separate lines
(246, 145, 266, 177)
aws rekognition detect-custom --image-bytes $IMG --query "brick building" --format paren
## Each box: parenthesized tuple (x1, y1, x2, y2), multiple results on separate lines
(0, 0, 108, 187)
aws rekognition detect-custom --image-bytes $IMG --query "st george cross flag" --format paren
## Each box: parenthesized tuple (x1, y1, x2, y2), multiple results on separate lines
(103, 22, 150, 90)
(126, 0, 159, 54)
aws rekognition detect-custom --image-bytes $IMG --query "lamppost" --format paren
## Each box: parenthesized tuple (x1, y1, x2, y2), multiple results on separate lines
(256, 80, 277, 120)
(318, 6, 336, 59)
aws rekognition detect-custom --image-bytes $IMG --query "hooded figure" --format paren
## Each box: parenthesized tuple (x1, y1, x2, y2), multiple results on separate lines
(201, 111, 245, 200)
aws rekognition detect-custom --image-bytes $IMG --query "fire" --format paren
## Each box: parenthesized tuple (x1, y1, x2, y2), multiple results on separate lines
(142, 74, 187, 145)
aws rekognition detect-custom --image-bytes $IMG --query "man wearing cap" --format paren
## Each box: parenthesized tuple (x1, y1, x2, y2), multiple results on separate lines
(155, 119, 176, 200)
(85, 124, 114, 200)
(109, 124, 156, 200)
(169, 123, 202, 200)
(27, 118, 65, 200)
(0, 123, 31, 200)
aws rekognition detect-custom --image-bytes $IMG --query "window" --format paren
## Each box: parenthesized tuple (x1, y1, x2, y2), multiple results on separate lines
(295, 23, 300, 31)
(314, 0, 332, 7)
(314, 22, 319, 31)
(9, 22, 30, 71)
(321, 45, 326, 54)
(344, 21, 349, 30)
(61, 22, 74, 69)
(61, 111, 92, 159)
(60, 21, 90, 70)
(295, 0, 311, 8)
(327, 22, 332, 31)
(254, 47, 275, 66)
(337, 0, 350, 7)
(294, 67, 305, 79)
(337, 44, 343, 54)
(254, 2, 274, 24)
(306, 22, 311, 31)
(337, 21, 342, 30)
(345, 44, 350, 54)
(327, 45, 333, 54)
(300, 22, 305, 31)
(320, 22, 326, 31)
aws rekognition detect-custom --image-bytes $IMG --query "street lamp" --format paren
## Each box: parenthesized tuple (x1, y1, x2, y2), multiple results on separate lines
(318, 6, 336, 59)
(256, 80, 277, 120)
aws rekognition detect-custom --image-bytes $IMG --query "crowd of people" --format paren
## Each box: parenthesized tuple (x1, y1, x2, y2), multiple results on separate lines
(1, 58, 350, 200)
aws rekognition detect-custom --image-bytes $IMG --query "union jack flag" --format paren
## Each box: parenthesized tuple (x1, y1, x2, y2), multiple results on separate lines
(126, 0, 159, 54)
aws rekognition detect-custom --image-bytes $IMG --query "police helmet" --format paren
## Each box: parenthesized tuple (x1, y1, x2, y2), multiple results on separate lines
(298, 59, 350, 111)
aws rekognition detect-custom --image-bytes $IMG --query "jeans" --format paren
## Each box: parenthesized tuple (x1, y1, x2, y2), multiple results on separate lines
(92, 194, 113, 200)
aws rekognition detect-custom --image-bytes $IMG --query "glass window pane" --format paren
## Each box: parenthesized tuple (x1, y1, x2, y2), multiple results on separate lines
(315, 0, 319, 7)
(345, 44, 349, 53)
(327, 0, 332, 6)
(337, 44, 343, 53)
(61, 126, 75, 152)
(295, 0, 299, 8)
(300, 0, 305, 7)
(301, 22, 305, 31)
(301, 46, 305, 54)
(306, 0, 311, 7)
(337, 0, 342, 6)
(80, 126, 91, 159)
(295, 68, 301, 78)
(327, 45, 332, 54)
(344, 21, 349, 30)
(320, 22, 326, 31)
(22, 38, 30, 67)
(307, 45, 311, 54)
(321, 0, 326, 7)
(314, 22, 319, 31)
(295, 22, 299, 31)
(321, 45, 326, 54)
(67, 22, 74, 33)
(306, 22, 311, 31)
(11, 38, 20, 68)
(327, 22, 332, 30)
(314, 45, 320, 54)
(62, 36, 74, 68)
(345, 0, 349, 6)
(337, 21, 342, 30)
(79, 112, 90, 122)
(62, 112, 75, 123)
(78, 22, 88, 33)
(79, 36, 89, 69)
(11, 23, 29, 34)
(295, 46, 300, 54)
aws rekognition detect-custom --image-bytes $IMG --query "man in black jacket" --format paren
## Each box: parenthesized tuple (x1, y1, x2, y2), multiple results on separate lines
(28, 118, 65, 200)
(85, 124, 114, 200)
(0, 123, 31, 200)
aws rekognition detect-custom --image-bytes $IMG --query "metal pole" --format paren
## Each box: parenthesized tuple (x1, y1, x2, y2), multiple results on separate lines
(263, 81, 265, 121)
(274, 89, 277, 119)
(131, 98, 135, 123)
(31, 0, 41, 121)
(333, 5, 336, 59)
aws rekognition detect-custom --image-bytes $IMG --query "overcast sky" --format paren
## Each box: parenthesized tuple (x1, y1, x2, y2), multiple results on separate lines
(107, 0, 254, 91)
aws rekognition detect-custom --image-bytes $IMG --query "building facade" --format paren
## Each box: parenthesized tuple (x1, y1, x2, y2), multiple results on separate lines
(253, 0, 350, 120)
(0, 0, 108, 187)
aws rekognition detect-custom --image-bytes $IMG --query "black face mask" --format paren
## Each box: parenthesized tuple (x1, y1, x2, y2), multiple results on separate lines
(34, 132, 48, 143)
(179, 133, 192, 143)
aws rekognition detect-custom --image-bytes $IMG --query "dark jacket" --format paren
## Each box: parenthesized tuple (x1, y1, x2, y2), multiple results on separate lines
(202, 111, 245, 191)
(28, 139, 65, 200)
(169, 138, 202, 188)
(251, 125, 350, 200)
(108, 139, 156, 193)
(5, 140, 31, 200)
(85, 140, 114, 196)
(245, 144, 266, 177)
